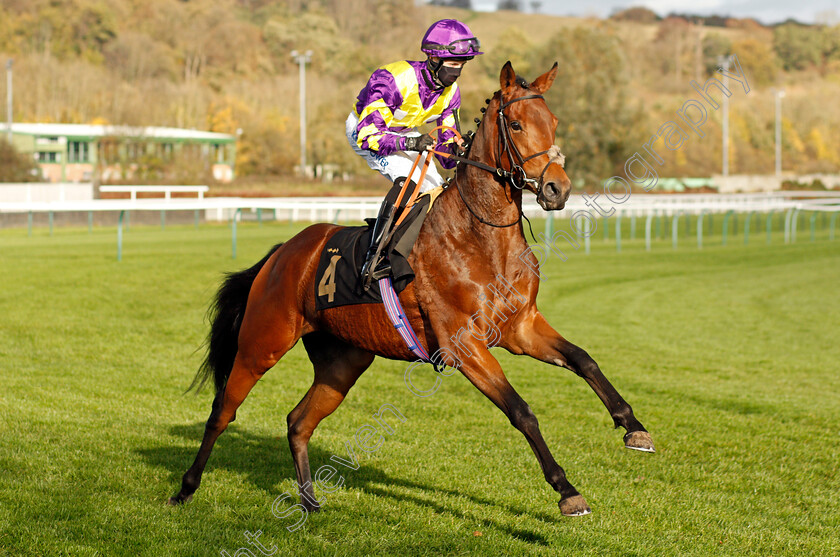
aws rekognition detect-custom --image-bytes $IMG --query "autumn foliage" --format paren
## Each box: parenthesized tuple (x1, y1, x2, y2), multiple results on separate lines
(0, 0, 838, 185)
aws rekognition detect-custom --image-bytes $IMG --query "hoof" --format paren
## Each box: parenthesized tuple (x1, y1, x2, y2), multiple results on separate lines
(167, 493, 192, 506)
(624, 431, 656, 453)
(559, 494, 591, 517)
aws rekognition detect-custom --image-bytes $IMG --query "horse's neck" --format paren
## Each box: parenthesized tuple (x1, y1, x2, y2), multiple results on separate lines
(423, 128, 528, 264)
(455, 119, 525, 236)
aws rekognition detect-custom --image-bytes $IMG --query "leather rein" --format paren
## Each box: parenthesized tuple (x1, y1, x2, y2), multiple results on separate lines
(434, 93, 559, 228)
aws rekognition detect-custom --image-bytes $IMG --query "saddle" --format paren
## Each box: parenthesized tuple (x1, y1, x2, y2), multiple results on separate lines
(314, 192, 433, 311)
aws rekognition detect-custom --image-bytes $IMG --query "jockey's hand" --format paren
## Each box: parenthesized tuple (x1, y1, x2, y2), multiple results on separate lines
(404, 134, 435, 152)
(453, 136, 467, 157)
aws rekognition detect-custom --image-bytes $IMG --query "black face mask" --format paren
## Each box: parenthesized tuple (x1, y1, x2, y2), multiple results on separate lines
(437, 65, 462, 88)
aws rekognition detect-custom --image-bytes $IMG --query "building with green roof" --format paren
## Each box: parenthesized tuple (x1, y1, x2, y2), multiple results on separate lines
(6, 123, 236, 183)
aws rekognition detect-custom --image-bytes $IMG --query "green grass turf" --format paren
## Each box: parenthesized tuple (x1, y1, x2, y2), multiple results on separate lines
(0, 217, 838, 556)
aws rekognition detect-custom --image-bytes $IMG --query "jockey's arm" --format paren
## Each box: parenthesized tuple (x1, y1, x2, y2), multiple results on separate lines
(354, 70, 406, 157)
(433, 89, 462, 170)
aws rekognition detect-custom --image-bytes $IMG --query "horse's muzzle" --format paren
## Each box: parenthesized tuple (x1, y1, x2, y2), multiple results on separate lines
(537, 180, 570, 211)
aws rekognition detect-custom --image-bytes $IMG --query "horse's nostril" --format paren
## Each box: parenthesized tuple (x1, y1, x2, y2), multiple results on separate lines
(544, 182, 559, 199)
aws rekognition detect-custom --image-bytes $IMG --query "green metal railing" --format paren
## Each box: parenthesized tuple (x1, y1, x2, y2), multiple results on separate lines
(697, 210, 709, 249)
(17, 197, 840, 263)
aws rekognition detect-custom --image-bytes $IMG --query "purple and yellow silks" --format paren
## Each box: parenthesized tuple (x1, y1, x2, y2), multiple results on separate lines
(353, 60, 460, 169)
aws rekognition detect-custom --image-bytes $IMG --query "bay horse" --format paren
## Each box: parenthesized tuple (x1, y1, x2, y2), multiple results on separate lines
(168, 62, 654, 517)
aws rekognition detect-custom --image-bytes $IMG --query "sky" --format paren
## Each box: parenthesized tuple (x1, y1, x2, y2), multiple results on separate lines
(469, 0, 840, 25)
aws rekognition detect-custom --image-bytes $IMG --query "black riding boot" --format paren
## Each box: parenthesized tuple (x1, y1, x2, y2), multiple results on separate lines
(360, 197, 395, 287)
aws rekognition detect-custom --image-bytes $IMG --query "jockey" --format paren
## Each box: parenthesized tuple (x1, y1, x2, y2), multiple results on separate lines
(347, 18, 483, 285)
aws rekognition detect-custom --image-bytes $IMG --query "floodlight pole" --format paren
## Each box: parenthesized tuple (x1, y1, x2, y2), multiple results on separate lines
(774, 89, 785, 178)
(719, 55, 730, 177)
(5, 59, 12, 144)
(291, 50, 312, 176)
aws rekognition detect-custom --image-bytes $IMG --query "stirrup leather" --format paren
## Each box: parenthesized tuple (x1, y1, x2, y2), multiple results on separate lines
(360, 199, 397, 290)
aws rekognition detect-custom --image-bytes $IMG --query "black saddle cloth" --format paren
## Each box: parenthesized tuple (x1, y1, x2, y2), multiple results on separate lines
(314, 195, 430, 311)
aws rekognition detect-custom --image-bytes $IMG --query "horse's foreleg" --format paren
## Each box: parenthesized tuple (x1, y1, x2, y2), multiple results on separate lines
(456, 350, 591, 516)
(509, 312, 654, 452)
(287, 334, 374, 512)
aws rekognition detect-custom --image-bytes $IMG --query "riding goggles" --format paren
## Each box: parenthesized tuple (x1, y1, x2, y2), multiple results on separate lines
(422, 37, 481, 56)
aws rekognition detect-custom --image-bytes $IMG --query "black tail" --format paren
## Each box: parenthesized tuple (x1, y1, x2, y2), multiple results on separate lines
(188, 243, 284, 394)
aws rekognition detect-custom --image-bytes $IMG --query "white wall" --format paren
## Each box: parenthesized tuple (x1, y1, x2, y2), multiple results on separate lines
(0, 183, 94, 203)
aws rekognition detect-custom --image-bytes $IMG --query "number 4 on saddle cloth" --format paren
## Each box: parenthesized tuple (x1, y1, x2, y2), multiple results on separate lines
(314, 181, 443, 311)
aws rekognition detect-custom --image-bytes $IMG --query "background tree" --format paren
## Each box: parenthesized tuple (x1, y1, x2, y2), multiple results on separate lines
(610, 7, 660, 24)
(655, 17, 691, 87)
(479, 26, 533, 80)
(0, 140, 40, 182)
(731, 38, 778, 86)
(0, 0, 838, 183)
(429, 0, 472, 8)
(702, 32, 732, 75)
(497, 0, 522, 11)
(774, 23, 823, 70)
(531, 27, 646, 185)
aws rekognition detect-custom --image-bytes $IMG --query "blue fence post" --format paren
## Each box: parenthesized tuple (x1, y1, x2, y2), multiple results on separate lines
(697, 210, 707, 249)
(784, 208, 794, 244)
(545, 212, 554, 239)
(792, 208, 801, 243)
(722, 210, 734, 246)
(117, 210, 125, 261)
(584, 217, 591, 255)
(654, 209, 660, 240)
(161, 210, 166, 230)
(672, 212, 680, 249)
(88, 211, 93, 233)
(28, 211, 33, 237)
(810, 212, 817, 242)
(744, 211, 754, 245)
(766, 210, 774, 245)
(645, 213, 653, 252)
(615, 214, 622, 252)
(49, 211, 54, 236)
(232, 208, 242, 259)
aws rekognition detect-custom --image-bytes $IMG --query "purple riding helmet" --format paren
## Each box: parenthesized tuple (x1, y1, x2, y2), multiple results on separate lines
(421, 19, 483, 59)
(421, 19, 482, 88)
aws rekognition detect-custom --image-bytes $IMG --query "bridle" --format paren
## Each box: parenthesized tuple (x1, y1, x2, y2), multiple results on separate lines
(443, 93, 561, 228)
(495, 94, 558, 191)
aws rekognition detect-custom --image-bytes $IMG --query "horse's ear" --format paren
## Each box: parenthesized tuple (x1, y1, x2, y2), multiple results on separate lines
(499, 61, 516, 91)
(531, 62, 558, 94)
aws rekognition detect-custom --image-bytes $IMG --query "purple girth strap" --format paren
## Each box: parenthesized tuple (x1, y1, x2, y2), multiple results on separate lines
(377, 277, 431, 362)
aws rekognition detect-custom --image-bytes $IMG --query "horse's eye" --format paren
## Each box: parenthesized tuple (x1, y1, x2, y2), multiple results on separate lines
(510, 121, 522, 131)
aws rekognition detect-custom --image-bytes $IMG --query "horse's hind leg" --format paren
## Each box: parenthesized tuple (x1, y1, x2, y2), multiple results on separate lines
(287, 333, 374, 512)
(511, 312, 654, 452)
(168, 318, 302, 505)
